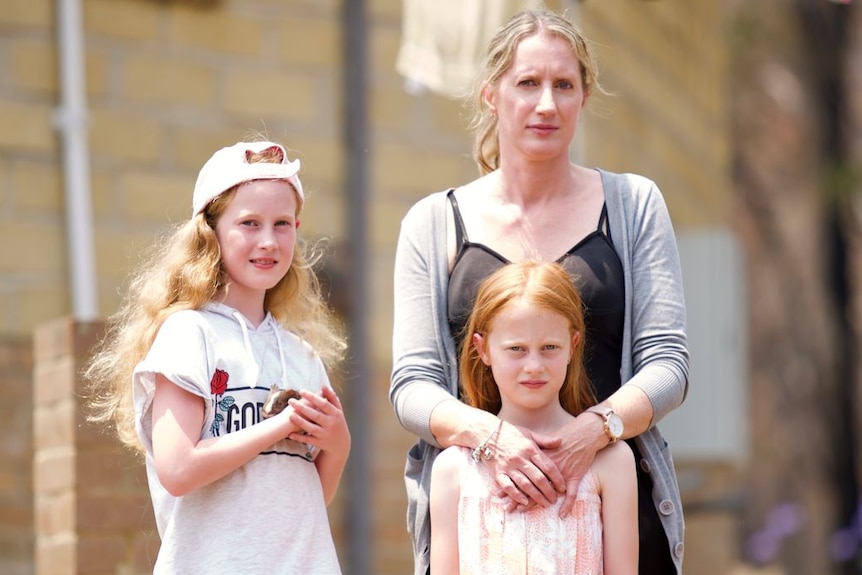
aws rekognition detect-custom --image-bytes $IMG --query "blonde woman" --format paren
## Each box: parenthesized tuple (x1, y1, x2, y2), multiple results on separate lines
(390, 8, 689, 574)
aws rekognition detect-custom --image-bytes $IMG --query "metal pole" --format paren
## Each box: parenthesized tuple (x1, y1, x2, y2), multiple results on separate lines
(342, 0, 371, 573)
(56, 0, 98, 321)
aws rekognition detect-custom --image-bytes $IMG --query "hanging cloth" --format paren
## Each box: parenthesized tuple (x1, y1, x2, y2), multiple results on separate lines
(396, 0, 541, 98)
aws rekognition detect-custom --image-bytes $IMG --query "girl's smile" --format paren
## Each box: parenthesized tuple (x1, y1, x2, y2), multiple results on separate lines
(215, 179, 299, 324)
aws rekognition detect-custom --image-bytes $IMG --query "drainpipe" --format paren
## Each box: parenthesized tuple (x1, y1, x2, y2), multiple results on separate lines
(55, 0, 98, 321)
(342, 0, 371, 573)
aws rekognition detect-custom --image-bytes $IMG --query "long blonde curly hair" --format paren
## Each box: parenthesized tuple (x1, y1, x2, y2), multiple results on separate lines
(85, 145, 346, 453)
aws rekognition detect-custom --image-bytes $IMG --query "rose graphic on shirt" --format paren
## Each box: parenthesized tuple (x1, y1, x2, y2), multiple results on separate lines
(211, 369, 228, 395)
(209, 368, 234, 436)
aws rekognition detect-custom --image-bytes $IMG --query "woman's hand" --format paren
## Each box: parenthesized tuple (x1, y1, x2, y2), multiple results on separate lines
(543, 413, 608, 517)
(486, 421, 566, 511)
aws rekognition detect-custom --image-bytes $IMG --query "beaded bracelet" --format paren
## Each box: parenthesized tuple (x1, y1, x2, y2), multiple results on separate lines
(471, 418, 504, 462)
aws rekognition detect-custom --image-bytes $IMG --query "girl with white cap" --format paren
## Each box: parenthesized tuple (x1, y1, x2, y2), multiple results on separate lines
(86, 140, 349, 574)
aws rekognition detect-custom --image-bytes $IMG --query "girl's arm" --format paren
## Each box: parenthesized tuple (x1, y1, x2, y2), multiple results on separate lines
(429, 449, 462, 575)
(151, 374, 300, 496)
(287, 386, 351, 505)
(594, 441, 638, 575)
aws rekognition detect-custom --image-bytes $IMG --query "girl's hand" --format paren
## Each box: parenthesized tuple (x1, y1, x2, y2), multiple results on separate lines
(287, 387, 351, 459)
(486, 421, 565, 511)
(151, 374, 302, 496)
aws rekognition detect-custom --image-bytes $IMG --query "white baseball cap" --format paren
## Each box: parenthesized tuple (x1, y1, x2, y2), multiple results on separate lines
(192, 141, 304, 216)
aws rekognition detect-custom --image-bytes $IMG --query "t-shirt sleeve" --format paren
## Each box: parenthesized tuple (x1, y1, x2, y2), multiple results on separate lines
(133, 311, 214, 452)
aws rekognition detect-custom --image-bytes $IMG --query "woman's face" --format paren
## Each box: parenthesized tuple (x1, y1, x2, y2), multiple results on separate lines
(487, 32, 587, 164)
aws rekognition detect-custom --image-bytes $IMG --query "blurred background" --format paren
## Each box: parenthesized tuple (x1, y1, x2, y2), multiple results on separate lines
(1, 0, 860, 574)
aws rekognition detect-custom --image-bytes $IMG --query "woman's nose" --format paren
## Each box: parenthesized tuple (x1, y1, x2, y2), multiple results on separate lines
(536, 87, 555, 113)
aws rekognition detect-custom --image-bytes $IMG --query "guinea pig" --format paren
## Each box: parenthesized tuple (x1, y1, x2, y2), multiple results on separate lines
(261, 384, 301, 419)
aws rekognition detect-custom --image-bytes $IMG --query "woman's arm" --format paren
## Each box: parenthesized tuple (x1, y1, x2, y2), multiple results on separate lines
(546, 384, 652, 515)
(151, 374, 300, 496)
(389, 198, 565, 507)
(595, 441, 638, 575)
(429, 448, 462, 575)
(389, 196, 457, 445)
(432, 403, 565, 507)
(548, 178, 689, 515)
(624, 179, 689, 423)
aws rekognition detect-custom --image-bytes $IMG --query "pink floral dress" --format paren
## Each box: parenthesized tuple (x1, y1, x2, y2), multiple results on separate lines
(451, 446, 603, 574)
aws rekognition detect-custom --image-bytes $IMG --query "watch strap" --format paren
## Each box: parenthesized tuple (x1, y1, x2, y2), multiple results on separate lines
(586, 407, 620, 443)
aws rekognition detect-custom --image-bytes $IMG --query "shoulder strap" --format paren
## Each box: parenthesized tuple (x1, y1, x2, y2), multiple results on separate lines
(597, 202, 614, 247)
(447, 189, 468, 246)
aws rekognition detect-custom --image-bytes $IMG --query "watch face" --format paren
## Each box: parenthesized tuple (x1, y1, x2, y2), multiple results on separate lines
(607, 413, 624, 438)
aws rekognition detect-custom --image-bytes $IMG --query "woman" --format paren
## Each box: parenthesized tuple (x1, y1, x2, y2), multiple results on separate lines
(389, 8, 689, 575)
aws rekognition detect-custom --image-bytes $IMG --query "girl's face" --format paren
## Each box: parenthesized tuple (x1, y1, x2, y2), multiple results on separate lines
(215, 179, 299, 316)
(486, 32, 587, 164)
(474, 298, 576, 413)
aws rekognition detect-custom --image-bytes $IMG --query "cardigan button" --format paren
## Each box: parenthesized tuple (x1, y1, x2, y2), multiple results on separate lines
(674, 542, 685, 557)
(639, 458, 652, 474)
(659, 499, 675, 515)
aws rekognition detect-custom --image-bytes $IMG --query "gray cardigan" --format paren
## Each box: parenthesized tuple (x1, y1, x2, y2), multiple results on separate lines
(389, 169, 690, 574)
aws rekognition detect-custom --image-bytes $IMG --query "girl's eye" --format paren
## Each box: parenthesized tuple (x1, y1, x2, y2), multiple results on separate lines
(275, 219, 294, 227)
(517, 78, 537, 87)
(241, 220, 259, 227)
(557, 80, 574, 89)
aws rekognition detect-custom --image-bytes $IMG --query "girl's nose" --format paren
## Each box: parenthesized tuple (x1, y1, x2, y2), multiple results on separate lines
(524, 352, 544, 373)
(259, 228, 277, 249)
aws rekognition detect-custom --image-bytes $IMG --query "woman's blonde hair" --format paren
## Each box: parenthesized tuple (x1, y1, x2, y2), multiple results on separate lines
(459, 261, 595, 416)
(85, 145, 345, 453)
(468, 8, 602, 175)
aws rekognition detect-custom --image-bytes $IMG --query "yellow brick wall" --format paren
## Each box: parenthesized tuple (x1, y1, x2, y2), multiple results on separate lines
(0, 1, 734, 574)
(578, 1, 732, 230)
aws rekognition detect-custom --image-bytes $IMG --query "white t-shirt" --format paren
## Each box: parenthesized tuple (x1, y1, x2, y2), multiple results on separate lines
(134, 302, 342, 574)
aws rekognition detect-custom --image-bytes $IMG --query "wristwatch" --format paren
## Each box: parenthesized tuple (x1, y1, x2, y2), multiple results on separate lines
(587, 407, 624, 443)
